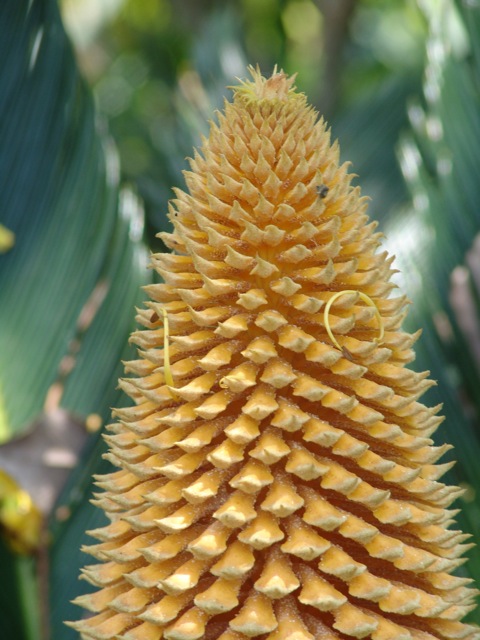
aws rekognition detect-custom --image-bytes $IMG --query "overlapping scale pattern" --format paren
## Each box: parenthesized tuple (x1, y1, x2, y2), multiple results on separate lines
(70, 69, 479, 640)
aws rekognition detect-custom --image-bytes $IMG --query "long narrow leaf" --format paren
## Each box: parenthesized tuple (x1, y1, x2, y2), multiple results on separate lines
(0, 0, 150, 637)
(387, 1, 480, 609)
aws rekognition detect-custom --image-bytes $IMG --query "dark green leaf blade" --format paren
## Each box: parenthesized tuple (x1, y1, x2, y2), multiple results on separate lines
(0, 0, 116, 440)
(387, 1, 480, 616)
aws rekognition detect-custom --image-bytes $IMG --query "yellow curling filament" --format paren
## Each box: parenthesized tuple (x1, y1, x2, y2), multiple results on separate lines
(324, 289, 384, 351)
(160, 308, 177, 399)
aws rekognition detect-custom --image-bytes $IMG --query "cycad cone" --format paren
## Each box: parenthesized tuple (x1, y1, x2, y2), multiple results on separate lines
(71, 69, 479, 640)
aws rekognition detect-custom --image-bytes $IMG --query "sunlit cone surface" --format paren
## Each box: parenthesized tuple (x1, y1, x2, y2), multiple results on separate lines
(71, 68, 479, 640)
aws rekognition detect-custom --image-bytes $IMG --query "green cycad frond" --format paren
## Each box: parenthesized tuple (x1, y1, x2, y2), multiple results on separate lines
(387, 1, 480, 613)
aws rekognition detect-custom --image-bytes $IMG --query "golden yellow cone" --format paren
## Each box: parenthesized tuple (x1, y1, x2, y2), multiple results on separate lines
(69, 68, 480, 640)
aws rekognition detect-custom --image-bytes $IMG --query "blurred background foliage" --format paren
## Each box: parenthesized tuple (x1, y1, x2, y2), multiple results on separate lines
(2, 0, 480, 638)
(61, 0, 428, 233)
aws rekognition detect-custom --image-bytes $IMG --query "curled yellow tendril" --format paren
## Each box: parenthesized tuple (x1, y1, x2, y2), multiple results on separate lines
(324, 289, 384, 351)
(160, 308, 177, 398)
